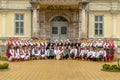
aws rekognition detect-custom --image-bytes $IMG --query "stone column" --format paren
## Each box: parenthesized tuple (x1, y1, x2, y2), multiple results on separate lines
(2, 12, 6, 37)
(79, 2, 87, 38)
(112, 13, 117, 38)
(30, 0, 39, 37)
(78, 5, 82, 39)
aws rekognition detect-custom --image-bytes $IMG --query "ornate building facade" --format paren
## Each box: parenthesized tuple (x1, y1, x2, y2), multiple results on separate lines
(0, 0, 120, 40)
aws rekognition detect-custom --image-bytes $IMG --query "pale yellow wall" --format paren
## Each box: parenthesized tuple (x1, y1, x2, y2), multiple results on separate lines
(0, 13, 2, 37)
(89, 12, 113, 38)
(104, 13, 112, 38)
(5, 10, 31, 38)
(116, 13, 120, 38)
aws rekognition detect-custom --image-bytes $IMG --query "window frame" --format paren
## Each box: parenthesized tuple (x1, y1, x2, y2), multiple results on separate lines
(15, 14, 24, 35)
(94, 15, 104, 36)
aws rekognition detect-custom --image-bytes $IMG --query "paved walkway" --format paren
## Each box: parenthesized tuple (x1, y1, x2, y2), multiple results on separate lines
(0, 60, 120, 80)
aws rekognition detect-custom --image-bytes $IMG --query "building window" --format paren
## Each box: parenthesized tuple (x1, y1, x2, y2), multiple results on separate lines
(61, 27, 67, 34)
(52, 27, 58, 34)
(15, 14, 24, 34)
(94, 16, 103, 36)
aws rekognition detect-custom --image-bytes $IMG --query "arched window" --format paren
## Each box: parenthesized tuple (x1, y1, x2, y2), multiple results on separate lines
(51, 16, 67, 22)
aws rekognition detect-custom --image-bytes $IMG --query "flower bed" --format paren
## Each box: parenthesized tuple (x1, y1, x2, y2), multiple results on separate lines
(0, 63, 9, 69)
(101, 64, 120, 72)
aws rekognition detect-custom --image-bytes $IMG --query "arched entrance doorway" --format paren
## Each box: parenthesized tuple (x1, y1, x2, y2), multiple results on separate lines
(51, 16, 68, 41)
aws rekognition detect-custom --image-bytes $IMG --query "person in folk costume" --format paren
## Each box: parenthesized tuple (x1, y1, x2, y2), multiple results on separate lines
(93, 40, 97, 48)
(32, 45, 40, 59)
(58, 41, 63, 52)
(17, 46, 25, 61)
(75, 46, 81, 59)
(87, 47, 94, 61)
(54, 46, 61, 58)
(99, 48, 106, 61)
(6, 46, 12, 60)
(70, 46, 77, 59)
(46, 46, 54, 59)
(40, 45, 47, 59)
(92, 49, 99, 61)
(97, 39, 103, 48)
(9, 45, 16, 61)
(80, 47, 89, 60)
(107, 40, 115, 62)
(61, 46, 69, 59)
(22, 46, 30, 60)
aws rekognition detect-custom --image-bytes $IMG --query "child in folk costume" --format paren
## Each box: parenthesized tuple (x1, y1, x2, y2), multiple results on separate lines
(61, 46, 69, 59)
(46, 46, 54, 59)
(70, 46, 77, 59)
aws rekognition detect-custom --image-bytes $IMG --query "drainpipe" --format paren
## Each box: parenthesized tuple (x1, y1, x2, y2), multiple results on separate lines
(87, 0, 90, 39)
(30, 8, 33, 38)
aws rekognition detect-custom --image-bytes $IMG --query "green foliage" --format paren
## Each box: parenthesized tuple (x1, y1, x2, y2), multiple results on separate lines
(0, 63, 9, 69)
(102, 64, 120, 71)
(0, 55, 8, 61)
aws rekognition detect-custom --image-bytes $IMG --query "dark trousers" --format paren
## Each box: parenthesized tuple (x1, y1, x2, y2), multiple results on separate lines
(47, 56, 54, 59)
(63, 54, 69, 59)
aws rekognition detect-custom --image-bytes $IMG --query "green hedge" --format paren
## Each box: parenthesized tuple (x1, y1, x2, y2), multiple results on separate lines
(0, 63, 9, 69)
(102, 64, 120, 72)
(0, 55, 8, 61)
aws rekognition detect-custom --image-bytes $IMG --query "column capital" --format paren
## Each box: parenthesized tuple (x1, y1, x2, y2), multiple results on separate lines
(30, 0, 39, 9)
(79, 1, 88, 9)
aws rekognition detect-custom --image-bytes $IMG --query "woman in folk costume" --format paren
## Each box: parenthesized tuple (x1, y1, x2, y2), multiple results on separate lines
(107, 40, 115, 62)
(23, 46, 30, 60)
(6, 46, 12, 60)
(61, 46, 69, 59)
(54, 46, 61, 59)
(17, 46, 25, 61)
(9, 46, 16, 61)
(46, 46, 54, 59)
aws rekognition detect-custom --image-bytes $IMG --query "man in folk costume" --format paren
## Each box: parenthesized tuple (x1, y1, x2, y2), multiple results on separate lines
(32, 45, 40, 59)
(75, 46, 81, 59)
(99, 48, 106, 61)
(70, 46, 77, 59)
(87, 47, 94, 61)
(80, 47, 89, 60)
(61, 46, 69, 59)
(40, 46, 46, 59)
(46, 46, 54, 59)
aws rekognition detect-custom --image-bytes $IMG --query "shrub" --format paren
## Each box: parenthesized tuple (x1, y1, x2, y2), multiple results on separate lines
(0, 63, 9, 69)
(102, 64, 120, 72)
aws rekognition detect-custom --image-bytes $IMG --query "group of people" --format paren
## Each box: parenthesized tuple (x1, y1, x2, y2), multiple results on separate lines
(5, 37, 117, 62)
